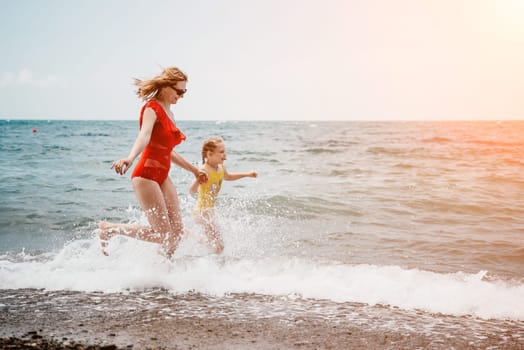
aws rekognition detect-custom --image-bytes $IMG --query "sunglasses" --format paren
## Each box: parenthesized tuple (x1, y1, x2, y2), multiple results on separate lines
(171, 86, 187, 96)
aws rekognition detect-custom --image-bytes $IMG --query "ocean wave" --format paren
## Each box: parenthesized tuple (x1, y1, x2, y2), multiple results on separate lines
(314, 139, 360, 148)
(422, 137, 452, 143)
(238, 156, 281, 163)
(79, 132, 112, 137)
(482, 175, 524, 187)
(329, 169, 351, 176)
(367, 146, 427, 157)
(0, 238, 523, 320)
(392, 162, 415, 169)
(469, 139, 524, 147)
(231, 195, 360, 219)
(398, 238, 524, 278)
(502, 159, 524, 167)
(303, 148, 342, 154)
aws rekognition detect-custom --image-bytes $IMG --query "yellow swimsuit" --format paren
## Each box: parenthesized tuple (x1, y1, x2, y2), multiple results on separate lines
(194, 166, 224, 212)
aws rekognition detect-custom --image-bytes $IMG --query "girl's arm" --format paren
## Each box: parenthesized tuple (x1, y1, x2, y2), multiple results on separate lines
(189, 167, 209, 194)
(111, 108, 156, 175)
(223, 165, 258, 181)
(189, 177, 200, 195)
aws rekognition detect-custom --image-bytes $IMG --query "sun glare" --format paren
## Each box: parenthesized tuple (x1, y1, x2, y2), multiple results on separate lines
(495, 1, 524, 34)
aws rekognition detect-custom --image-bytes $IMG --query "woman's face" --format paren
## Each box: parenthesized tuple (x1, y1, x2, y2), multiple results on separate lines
(165, 80, 187, 104)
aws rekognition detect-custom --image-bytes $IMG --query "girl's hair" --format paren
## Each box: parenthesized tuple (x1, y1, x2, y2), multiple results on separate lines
(134, 66, 188, 100)
(201, 137, 224, 164)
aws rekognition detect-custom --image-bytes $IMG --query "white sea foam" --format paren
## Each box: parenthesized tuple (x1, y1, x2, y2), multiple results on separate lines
(1, 236, 523, 321)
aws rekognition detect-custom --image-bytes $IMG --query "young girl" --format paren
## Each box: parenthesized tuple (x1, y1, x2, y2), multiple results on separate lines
(189, 137, 257, 254)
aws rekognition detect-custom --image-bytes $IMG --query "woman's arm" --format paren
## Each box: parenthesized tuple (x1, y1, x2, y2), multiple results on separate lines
(111, 108, 156, 175)
(126, 109, 155, 162)
(170, 151, 199, 177)
(171, 152, 209, 184)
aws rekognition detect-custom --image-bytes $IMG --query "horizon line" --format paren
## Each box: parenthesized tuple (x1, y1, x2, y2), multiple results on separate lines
(1, 118, 523, 123)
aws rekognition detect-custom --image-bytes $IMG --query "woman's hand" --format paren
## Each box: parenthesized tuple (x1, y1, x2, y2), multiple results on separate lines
(197, 169, 208, 184)
(111, 158, 133, 175)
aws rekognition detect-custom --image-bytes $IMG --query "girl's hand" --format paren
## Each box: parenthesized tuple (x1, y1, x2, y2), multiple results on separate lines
(250, 171, 258, 178)
(111, 158, 133, 175)
(197, 169, 208, 184)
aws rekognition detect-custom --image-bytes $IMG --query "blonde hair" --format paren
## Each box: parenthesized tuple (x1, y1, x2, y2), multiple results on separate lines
(201, 137, 224, 164)
(134, 66, 188, 100)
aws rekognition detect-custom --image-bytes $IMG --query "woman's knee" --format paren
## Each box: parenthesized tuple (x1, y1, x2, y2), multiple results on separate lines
(144, 209, 171, 233)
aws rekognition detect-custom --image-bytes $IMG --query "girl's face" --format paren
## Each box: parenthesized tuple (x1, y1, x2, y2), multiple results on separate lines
(207, 142, 226, 166)
(165, 81, 187, 104)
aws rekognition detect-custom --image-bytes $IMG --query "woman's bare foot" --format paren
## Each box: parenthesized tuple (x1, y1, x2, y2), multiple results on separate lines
(98, 221, 119, 256)
(162, 233, 182, 259)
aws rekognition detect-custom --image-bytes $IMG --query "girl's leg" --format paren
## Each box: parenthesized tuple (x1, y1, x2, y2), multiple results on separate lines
(204, 223, 224, 254)
(160, 178, 184, 256)
(98, 177, 173, 254)
(199, 210, 224, 254)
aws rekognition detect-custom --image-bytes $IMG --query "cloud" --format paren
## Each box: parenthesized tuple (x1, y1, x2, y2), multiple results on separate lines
(0, 69, 64, 88)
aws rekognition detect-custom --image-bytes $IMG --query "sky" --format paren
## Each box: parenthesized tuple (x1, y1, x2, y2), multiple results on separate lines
(0, 0, 523, 121)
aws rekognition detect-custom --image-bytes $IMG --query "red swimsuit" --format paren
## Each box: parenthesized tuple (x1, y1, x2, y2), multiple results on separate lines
(131, 99, 186, 184)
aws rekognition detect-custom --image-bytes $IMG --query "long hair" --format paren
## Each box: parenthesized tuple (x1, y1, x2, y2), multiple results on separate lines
(134, 66, 188, 100)
(201, 137, 224, 164)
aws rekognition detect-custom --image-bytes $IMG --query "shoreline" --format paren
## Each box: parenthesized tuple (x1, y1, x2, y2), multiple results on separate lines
(2, 317, 522, 350)
(1, 289, 523, 349)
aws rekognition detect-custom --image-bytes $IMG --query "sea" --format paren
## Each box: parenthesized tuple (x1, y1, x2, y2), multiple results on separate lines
(1, 119, 524, 345)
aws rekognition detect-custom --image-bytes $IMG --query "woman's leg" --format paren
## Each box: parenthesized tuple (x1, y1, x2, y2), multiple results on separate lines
(160, 178, 184, 256)
(98, 177, 173, 254)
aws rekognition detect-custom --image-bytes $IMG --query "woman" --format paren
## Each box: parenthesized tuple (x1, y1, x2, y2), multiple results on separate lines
(98, 66, 206, 258)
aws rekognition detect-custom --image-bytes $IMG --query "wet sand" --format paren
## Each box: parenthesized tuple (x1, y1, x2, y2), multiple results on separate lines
(1, 289, 523, 349)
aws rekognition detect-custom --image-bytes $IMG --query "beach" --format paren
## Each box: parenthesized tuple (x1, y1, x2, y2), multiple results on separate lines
(1, 289, 523, 349)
